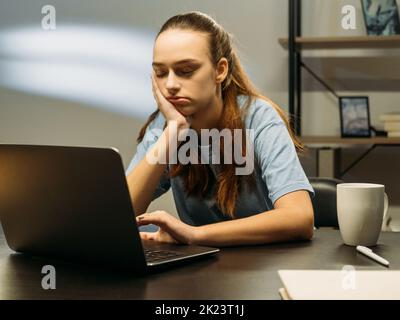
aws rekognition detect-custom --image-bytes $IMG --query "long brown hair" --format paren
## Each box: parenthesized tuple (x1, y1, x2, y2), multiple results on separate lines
(137, 11, 303, 218)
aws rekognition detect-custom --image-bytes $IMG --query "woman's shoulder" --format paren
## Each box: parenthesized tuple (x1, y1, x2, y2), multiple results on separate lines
(147, 110, 166, 130)
(237, 95, 284, 129)
(139, 111, 166, 144)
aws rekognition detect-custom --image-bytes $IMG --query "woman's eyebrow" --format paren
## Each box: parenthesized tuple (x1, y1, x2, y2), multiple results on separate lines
(152, 59, 201, 67)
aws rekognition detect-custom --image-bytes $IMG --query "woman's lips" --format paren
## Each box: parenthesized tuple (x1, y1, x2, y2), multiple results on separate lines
(167, 97, 191, 105)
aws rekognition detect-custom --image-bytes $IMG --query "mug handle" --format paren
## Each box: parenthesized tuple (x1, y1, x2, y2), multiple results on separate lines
(383, 192, 389, 228)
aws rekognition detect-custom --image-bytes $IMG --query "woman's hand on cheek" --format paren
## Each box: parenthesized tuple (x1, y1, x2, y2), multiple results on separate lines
(151, 73, 192, 130)
(136, 210, 199, 245)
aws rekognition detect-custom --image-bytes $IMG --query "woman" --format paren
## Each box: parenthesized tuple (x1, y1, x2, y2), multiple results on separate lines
(126, 11, 314, 247)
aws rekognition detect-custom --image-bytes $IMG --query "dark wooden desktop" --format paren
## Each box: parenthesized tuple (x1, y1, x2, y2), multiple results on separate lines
(0, 229, 399, 300)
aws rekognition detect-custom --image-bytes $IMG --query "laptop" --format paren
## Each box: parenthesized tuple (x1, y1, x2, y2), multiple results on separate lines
(0, 144, 219, 273)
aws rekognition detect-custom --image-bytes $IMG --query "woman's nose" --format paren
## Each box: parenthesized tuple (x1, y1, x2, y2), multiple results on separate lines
(165, 73, 180, 91)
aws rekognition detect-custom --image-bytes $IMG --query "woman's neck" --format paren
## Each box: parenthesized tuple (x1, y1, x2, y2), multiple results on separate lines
(191, 94, 224, 134)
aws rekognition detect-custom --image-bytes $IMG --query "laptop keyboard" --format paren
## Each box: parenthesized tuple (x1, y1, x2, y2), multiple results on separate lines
(144, 249, 184, 263)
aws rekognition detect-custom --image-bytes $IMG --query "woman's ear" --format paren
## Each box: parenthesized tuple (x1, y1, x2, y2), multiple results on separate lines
(215, 58, 229, 84)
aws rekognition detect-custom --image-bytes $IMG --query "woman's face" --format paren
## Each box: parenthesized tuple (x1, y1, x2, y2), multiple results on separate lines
(152, 29, 220, 117)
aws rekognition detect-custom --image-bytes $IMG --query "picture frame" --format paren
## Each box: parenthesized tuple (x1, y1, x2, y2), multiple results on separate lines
(361, 0, 400, 35)
(339, 97, 371, 138)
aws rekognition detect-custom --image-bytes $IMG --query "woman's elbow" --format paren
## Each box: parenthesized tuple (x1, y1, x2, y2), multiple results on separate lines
(297, 208, 314, 241)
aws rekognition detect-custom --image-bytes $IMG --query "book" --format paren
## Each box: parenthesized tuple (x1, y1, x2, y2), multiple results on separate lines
(384, 121, 400, 132)
(380, 113, 400, 122)
(278, 270, 400, 300)
(388, 131, 400, 137)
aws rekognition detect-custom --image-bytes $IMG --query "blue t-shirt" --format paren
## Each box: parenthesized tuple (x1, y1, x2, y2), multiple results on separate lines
(126, 95, 314, 226)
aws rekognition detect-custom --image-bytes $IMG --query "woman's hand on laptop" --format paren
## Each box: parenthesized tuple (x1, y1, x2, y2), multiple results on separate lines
(136, 211, 198, 245)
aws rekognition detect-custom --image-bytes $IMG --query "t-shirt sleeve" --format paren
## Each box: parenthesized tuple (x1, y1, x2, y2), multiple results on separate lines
(248, 99, 314, 205)
(125, 112, 171, 201)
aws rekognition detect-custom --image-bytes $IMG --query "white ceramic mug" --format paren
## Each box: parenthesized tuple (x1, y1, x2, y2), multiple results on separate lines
(337, 183, 389, 246)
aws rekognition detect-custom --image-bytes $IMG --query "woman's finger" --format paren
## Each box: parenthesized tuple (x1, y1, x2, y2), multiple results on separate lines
(136, 212, 166, 228)
(151, 74, 159, 103)
(136, 213, 150, 226)
(152, 73, 174, 110)
(151, 73, 163, 103)
(140, 232, 155, 241)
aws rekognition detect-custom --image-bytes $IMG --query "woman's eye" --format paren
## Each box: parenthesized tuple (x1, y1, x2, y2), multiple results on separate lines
(154, 67, 196, 78)
(177, 69, 194, 76)
(155, 72, 167, 78)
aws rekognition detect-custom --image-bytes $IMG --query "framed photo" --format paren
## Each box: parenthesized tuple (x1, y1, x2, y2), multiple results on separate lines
(339, 97, 371, 138)
(361, 0, 400, 35)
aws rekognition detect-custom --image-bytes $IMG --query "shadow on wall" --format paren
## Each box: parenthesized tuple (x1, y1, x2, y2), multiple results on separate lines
(0, 25, 158, 120)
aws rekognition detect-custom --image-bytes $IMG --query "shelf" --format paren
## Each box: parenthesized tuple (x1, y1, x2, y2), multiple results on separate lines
(279, 35, 400, 50)
(301, 136, 400, 145)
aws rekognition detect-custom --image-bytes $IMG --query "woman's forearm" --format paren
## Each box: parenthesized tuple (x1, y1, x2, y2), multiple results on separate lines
(193, 208, 314, 247)
(127, 126, 172, 216)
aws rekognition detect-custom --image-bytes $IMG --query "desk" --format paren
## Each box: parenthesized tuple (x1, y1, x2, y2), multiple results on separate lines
(0, 230, 399, 300)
